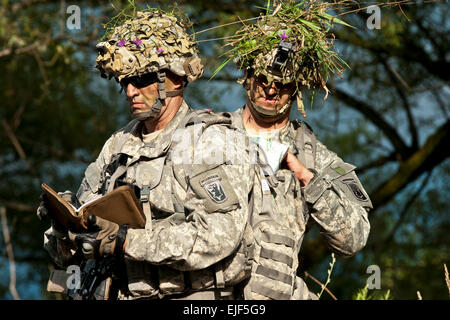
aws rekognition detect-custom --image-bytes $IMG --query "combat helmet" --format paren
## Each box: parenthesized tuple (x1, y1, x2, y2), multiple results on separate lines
(220, 0, 350, 118)
(96, 9, 204, 120)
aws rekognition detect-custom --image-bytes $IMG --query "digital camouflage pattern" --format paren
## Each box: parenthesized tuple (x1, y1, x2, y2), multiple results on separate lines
(234, 108, 371, 254)
(44, 103, 262, 299)
(230, 109, 371, 299)
(43, 6, 258, 300)
(96, 10, 203, 82)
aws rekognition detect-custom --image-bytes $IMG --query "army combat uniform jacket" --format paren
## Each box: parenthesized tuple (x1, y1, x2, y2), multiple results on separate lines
(44, 102, 260, 299)
(230, 108, 371, 300)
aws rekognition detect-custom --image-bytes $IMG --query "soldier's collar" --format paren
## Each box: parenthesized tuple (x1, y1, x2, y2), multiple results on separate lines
(118, 101, 190, 158)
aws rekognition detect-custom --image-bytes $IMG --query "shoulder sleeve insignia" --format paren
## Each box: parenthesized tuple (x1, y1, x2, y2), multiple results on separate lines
(341, 178, 368, 202)
(201, 174, 227, 203)
(188, 166, 239, 212)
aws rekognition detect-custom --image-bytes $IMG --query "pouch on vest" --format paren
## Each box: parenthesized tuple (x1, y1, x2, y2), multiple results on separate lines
(134, 158, 177, 223)
(125, 260, 159, 299)
(47, 269, 69, 294)
(245, 219, 299, 300)
(84, 162, 103, 194)
(158, 266, 186, 295)
(185, 223, 254, 292)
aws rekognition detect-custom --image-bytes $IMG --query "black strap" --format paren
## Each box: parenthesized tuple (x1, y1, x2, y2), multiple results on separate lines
(114, 224, 130, 257)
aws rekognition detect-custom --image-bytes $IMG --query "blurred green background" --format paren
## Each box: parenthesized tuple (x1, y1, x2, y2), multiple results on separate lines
(0, 0, 448, 300)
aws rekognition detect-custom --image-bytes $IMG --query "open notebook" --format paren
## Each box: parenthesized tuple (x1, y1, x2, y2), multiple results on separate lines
(41, 183, 146, 232)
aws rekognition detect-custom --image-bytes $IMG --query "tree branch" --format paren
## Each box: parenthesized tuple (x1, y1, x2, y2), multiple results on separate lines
(381, 59, 419, 149)
(383, 170, 433, 245)
(338, 32, 450, 83)
(431, 90, 450, 120)
(371, 119, 450, 210)
(0, 206, 21, 300)
(356, 152, 397, 174)
(1, 119, 37, 177)
(330, 86, 411, 159)
(0, 200, 35, 213)
(304, 271, 338, 300)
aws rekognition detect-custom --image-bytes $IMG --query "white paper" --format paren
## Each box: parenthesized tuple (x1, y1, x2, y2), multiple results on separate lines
(251, 136, 289, 172)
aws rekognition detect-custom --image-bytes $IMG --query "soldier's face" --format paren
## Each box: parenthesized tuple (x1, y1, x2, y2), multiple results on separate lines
(248, 74, 295, 111)
(122, 72, 181, 117)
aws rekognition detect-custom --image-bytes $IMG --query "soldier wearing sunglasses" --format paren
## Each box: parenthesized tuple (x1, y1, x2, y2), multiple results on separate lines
(38, 9, 263, 300)
(218, 3, 372, 300)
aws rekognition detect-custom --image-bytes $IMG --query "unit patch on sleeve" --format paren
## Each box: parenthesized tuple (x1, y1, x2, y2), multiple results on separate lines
(342, 178, 368, 202)
(201, 174, 227, 203)
(188, 166, 240, 213)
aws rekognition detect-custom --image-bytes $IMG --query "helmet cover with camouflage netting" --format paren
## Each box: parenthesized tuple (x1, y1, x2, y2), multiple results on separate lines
(217, 0, 352, 116)
(96, 8, 203, 83)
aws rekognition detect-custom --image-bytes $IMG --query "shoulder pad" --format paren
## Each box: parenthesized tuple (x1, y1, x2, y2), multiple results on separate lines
(185, 110, 232, 127)
(302, 121, 314, 134)
(109, 119, 142, 156)
(298, 120, 315, 135)
(293, 119, 317, 170)
(291, 119, 314, 133)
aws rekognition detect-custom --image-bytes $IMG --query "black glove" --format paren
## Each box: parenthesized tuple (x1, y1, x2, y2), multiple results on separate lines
(37, 191, 77, 236)
(69, 215, 128, 259)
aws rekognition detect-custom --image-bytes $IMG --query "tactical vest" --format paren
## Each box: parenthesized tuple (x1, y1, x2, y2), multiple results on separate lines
(230, 113, 316, 300)
(97, 109, 255, 299)
(240, 163, 309, 299)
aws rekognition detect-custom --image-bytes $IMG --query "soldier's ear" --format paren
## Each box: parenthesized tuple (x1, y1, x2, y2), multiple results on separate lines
(165, 70, 184, 89)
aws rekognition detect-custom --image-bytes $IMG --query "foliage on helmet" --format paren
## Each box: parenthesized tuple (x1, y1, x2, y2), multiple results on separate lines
(217, 0, 353, 97)
(96, 5, 202, 82)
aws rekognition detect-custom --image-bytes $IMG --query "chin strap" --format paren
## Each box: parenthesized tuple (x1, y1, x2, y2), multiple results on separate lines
(247, 91, 292, 121)
(132, 70, 184, 121)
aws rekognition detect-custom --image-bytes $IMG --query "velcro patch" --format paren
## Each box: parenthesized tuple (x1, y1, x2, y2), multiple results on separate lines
(332, 166, 347, 176)
(341, 178, 368, 202)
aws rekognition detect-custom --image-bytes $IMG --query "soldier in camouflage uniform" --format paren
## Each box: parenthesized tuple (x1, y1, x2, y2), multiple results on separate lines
(38, 9, 260, 300)
(218, 2, 372, 300)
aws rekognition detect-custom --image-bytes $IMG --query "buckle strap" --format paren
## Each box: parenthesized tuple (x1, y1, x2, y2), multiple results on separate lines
(140, 185, 150, 203)
(165, 89, 184, 97)
(140, 184, 152, 230)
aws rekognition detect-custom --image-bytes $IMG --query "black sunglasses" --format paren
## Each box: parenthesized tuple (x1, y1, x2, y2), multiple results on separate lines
(120, 72, 158, 89)
(255, 74, 293, 90)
